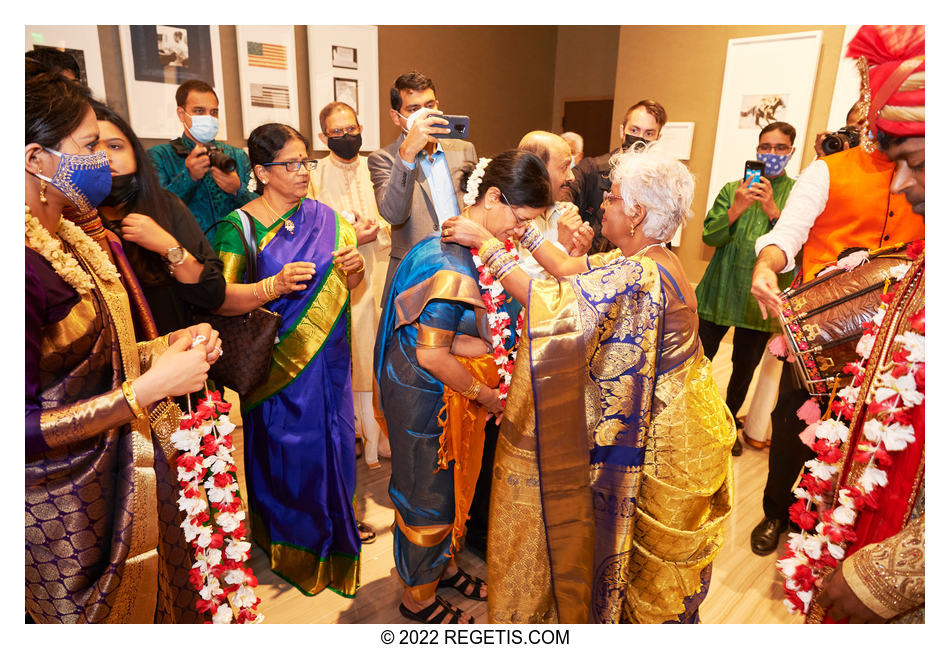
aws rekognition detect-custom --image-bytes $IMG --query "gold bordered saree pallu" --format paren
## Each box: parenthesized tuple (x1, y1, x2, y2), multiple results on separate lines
(488, 251, 734, 623)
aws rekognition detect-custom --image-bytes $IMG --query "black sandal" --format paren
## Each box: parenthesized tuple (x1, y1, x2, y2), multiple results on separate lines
(399, 595, 473, 624)
(358, 521, 376, 544)
(438, 567, 487, 601)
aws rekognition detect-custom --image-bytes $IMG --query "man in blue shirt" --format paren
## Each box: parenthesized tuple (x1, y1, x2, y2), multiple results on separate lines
(368, 71, 477, 292)
(148, 80, 255, 236)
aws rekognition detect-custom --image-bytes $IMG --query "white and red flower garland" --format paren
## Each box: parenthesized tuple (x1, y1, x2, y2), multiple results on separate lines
(778, 240, 924, 617)
(171, 390, 263, 624)
(471, 240, 524, 406)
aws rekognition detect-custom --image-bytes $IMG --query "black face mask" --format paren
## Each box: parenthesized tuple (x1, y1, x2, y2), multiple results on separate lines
(99, 172, 140, 208)
(326, 133, 362, 161)
(623, 134, 650, 152)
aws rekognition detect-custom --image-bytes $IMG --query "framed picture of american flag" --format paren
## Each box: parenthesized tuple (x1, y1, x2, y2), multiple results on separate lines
(235, 25, 300, 138)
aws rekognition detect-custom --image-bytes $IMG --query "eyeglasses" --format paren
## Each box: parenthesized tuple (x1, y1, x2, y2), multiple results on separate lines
(603, 191, 625, 206)
(260, 159, 319, 172)
(756, 144, 792, 154)
(326, 125, 360, 138)
(501, 192, 535, 224)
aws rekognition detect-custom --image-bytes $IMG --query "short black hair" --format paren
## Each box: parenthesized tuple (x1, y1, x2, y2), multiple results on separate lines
(457, 150, 552, 208)
(390, 71, 436, 112)
(26, 48, 81, 80)
(247, 123, 311, 194)
(876, 129, 908, 150)
(759, 121, 797, 145)
(25, 58, 92, 147)
(175, 79, 217, 108)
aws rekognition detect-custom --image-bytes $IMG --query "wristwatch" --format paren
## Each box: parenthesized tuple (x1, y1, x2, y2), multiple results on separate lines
(163, 245, 186, 269)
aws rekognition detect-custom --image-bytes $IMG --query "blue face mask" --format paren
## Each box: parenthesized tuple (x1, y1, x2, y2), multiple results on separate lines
(35, 149, 112, 214)
(187, 114, 219, 143)
(756, 151, 791, 177)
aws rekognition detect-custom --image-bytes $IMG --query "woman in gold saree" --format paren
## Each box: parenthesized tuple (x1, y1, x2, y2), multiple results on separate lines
(441, 147, 735, 623)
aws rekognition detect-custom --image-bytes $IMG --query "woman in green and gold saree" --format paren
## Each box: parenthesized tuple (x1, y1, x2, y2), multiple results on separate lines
(213, 123, 366, 598)
(441, 147, 735, 624)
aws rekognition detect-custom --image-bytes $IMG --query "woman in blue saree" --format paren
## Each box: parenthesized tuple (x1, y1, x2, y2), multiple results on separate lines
(375, 151, 552, 623)
(214, 123, 365, 597)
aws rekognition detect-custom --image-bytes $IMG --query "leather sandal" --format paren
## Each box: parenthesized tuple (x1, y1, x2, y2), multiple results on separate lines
(358, 521, 376, 544)
(399, 595, 472, 624)
(438, 566, 487, 601)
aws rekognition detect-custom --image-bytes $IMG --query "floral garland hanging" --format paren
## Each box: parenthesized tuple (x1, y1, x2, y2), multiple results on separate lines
(471, 240, 523, 405)
(777, 240, 924, 617)
(171, 389, 263, 624)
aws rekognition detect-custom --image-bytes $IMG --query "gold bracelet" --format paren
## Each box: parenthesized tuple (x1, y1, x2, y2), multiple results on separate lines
(478, 238, 505, 260)
(264, 275, 279, 301)
(252, 280, 264, 303)
(121, 380, 147, 420)
(348, 259, 365, 274)
(460, 378, 482, 400)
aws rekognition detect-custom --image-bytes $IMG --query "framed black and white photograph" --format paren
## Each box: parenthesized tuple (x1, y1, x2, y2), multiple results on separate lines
(119, 25, 228, 139)
(331, 45, 358, 69)
(738, 94, 789, 129)
(333, 78, 359, 113)
(25, 26, 107, 102)
(309, 26, 380, 151)
(128, 25, 214, 86)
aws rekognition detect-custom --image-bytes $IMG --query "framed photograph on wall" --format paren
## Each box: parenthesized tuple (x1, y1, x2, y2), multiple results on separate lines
(25, 25, 107, 102)
(118, 25, 228, 140)
(705, 30, 823, 214)
(308, 26, 379, 151)
(332, 45, 358, 70)
(235, 25, 299, 138)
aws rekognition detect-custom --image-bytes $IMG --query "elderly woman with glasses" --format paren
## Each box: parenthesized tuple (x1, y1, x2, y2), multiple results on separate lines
(442, 147, 735, 624)
(212, 122, 366, 597)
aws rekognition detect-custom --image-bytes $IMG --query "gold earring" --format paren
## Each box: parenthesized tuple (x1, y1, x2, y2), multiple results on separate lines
(39, 179, 48, 205)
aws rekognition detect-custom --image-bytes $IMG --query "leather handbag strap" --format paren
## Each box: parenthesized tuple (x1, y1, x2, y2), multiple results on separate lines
(204, 210, 259, 283)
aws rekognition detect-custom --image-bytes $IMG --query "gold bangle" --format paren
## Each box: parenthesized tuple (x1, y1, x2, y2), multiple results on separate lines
(347, 259, 365, 275)
(121, 380, 147, 420)
(460, 378, 482, 400)
(252, 280, 264, 303)
(478, 238, 505, 260)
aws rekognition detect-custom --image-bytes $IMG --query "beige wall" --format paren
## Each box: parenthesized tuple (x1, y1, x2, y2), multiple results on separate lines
(376, 26, 558, 156)
(550, 26, 620, 131)
(612, 25, 846, 284)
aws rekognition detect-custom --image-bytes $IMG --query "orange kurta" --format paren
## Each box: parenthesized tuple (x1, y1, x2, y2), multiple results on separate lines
(801, 146, 923, 281)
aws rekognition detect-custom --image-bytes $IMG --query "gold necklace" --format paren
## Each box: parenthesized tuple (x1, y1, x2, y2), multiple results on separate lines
(261, 195, 297, 234)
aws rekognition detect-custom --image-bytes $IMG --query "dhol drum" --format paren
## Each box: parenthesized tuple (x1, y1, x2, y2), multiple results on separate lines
(779, 245, 912, 397)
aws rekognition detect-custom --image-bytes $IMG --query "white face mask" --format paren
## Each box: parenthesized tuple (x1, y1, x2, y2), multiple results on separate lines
(186, 113, 219, 143)
(400, 106, 429, 133)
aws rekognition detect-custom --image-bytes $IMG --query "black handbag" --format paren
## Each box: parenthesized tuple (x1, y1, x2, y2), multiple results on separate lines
(200, 211, 281, 397)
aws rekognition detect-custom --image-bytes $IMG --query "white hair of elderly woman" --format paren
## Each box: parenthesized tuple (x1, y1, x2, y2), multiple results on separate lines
(609, 145, 695, 242)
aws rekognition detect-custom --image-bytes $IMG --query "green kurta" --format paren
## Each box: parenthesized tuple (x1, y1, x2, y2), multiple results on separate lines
(696, 173, 795, 333)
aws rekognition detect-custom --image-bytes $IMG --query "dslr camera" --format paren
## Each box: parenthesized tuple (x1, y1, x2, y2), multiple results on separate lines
(819, 125, 861, 157)
(169, 138, 237, 173)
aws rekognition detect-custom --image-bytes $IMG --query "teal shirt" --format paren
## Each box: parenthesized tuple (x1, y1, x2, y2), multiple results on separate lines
(695, 173, 795, 333)
(148, 134, 257, 237)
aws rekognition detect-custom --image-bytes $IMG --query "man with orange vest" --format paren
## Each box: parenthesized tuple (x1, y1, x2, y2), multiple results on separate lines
(747, 53, 924, 555)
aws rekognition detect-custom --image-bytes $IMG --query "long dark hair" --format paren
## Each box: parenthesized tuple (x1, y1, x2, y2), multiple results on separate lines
(92, 101, 179, 286)
(458, 150, 552, 208)
(247, 123, 310, 195)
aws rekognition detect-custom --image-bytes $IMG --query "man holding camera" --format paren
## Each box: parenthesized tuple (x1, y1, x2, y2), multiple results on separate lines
(746, 87, 924, 557)
(149, 80, 255, 236)
(368, 71, 477, 292)
(566, 99, 667, 254)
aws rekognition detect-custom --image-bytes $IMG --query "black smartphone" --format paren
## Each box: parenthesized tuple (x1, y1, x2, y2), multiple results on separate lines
(744, 160, 765, 184)
(433, 114, 470, 139)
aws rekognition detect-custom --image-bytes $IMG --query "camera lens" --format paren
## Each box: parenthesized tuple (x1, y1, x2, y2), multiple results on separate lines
(820, 133, 846, 156)
(207, 146, 237, 173)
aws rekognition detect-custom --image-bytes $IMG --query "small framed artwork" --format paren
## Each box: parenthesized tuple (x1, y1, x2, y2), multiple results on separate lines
(334, 78, 359, 113)
(331, 45, 358, 69)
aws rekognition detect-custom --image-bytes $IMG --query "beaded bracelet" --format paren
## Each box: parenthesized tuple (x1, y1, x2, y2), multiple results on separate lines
(519, 224, 544, 252)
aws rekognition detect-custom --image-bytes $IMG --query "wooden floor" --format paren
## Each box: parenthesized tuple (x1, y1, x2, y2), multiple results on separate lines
(226, 332, 796, 624)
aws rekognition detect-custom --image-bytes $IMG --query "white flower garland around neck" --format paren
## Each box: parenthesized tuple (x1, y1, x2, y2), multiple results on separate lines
(462, 157, 492, 207)
(25, 205, 120, 293)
